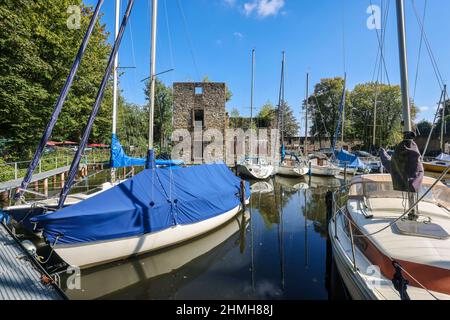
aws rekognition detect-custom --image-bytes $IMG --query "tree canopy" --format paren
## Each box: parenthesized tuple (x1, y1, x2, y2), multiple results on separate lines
(0, 0, 113, 159)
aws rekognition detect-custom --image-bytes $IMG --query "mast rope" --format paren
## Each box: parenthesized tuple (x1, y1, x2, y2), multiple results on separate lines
(411, 0, 444, 91)
(412, 0, 427, 99)
(175, 0, 201, 81)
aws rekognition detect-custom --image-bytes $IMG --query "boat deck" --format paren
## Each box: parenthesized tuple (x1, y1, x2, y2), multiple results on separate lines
(0, 223, 64, 300)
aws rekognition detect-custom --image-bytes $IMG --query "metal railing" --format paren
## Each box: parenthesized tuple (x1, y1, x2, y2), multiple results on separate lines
(0, 151, 111, 183)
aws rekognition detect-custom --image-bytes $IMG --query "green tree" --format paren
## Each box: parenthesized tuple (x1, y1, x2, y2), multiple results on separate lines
(0, 0, 112, 159)
(278, 101, 300, 137)
(307, 77, 347, 145)
(144, 79, 173, 152)
(348, 82, 416, 148)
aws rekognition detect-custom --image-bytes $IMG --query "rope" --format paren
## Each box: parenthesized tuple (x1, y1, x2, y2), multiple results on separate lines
(175, 0, 201, 81)
(413, 0, 428, 99)
(37, 235, 61, 264)
(411, 0, 444, 91)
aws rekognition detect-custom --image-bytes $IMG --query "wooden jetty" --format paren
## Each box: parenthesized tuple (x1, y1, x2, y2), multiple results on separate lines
(0, 223, 65, 300)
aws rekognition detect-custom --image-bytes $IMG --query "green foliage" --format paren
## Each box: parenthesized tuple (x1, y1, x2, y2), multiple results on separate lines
(0, 1, 112, 159)
(144, 79, 174, 152)
(278, 101, 300, 137)
(308, 79, 418, 149)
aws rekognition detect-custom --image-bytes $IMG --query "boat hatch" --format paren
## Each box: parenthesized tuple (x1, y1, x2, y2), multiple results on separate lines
(395, 219, 450, 240)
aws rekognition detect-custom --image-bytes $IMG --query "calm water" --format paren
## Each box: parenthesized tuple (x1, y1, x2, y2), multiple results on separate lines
(52, 170, 348, 300)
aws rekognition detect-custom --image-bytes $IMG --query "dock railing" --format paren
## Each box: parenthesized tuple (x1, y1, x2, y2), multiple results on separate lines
(0, 150, 110, 183)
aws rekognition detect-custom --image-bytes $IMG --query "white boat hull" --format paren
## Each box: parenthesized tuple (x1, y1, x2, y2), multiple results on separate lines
(236, 164, 274, 180)
(310, 165, 341, 177)
(54, 202, 246, 269)
(276, 165, 309, 177)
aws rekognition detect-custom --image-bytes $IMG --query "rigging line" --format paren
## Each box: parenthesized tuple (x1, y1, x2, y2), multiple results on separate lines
(411, 0, 444, 90)
(175, 0, 201, 81)
(369, 0, 391, 85)
(413, 0, 427, 99)
(163, 0, 175, 77)
(128, 17, 138, 85)
(341, 0, 347, 73)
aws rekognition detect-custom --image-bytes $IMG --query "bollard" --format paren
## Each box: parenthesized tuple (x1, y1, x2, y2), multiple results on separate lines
(34, 181, 39, 192)
(44, 179, 49, 197)
(60, 173, 65, 189)
(240, 180, 247, 212)
(1, 191, 9, 205)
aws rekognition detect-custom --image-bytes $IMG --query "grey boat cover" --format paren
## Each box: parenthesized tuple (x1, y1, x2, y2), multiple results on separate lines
(380, 139, 424, 193)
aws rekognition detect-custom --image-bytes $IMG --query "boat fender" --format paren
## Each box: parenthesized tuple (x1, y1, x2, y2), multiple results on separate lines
(392, 262, 410, 300)
(21, 240, 37, 256)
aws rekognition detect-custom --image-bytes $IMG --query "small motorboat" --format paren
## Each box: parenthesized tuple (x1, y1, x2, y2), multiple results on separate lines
(423, 154, 450, 173)
(276, 153, 309, 177)
(329, 174, 450, 300)
(236, 158, 274, 180)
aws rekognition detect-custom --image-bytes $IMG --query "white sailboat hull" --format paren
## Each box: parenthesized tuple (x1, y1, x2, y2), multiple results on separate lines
(276, 165, 309, 177)
(54, 202, 246, 269)
(237, 164, 274, 180)
(310, 164, 341, 177)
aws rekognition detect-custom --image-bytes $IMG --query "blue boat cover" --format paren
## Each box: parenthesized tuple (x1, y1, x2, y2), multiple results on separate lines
(110, 134, 184, 168)
(31, 163, 249, 245)
(336, 150, 366, 170)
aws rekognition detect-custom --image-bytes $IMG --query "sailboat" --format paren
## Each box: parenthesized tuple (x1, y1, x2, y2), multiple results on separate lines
(275, 52, 309, 178)
(236, 49, 275, 180)
(328, 0, 450, 300)
(8, 0, 249, 270)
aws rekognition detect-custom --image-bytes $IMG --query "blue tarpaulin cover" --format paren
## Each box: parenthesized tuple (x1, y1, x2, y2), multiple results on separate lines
(110, 134, 184, 168)
(31, 163, 249, 245)
(336, 150, 366, 170)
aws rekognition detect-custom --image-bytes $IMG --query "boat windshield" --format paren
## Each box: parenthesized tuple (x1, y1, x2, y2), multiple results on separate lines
(348, 175, 450, 208)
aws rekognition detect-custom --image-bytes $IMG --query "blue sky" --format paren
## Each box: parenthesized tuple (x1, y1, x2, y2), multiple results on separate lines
(84, 0, 450, 130)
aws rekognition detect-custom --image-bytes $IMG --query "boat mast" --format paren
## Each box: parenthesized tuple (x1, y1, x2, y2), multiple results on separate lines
(250, 49, 255, 128)
(441, 85, 447, 152)
(111, 0, 120, 182)
(341, 73, 346, 146)
(396, 0, 412, 135)
(147, 0, 158, 168)
(280, 52, 286, 149)
(304, 73, 309, 155)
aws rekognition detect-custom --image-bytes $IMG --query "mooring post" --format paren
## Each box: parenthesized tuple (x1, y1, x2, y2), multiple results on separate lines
(240, 180, 247, 212)
(60, 173, 65, 189)
(43, 178, 48, 197)
(344, 163, 348, 183)
(1, 191, 9, 205)
(34, 181, 39, 192)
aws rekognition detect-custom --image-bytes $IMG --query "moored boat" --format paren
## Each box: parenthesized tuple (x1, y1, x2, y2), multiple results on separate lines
(30, 164, 250, 269)
(237, 158, 274, 180)
(329, 174, 450, 300)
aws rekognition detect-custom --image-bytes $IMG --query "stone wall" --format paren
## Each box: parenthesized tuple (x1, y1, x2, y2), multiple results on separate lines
(173, 82, 227, 132)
